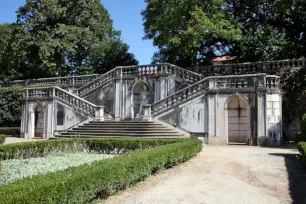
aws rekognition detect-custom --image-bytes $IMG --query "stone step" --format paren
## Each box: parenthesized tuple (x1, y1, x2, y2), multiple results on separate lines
(56, 135, 184, 139)
(73, 127, 170, 131)
(87, 120, 160, 125)
(67, 130, 176, 133)
(82, 124, 164, 128)
(61, 132, 181, 136)
(56, 120, 185, 139)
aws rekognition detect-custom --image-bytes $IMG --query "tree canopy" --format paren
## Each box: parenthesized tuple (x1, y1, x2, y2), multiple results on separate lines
(143, 0, 306, 66)
(0, 0, 138, 80)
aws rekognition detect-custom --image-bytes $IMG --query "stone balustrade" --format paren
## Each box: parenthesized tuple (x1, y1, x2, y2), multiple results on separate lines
(0, 74, 100, 88)
(77, 63, 202, 97)
(187, 58, 305, 76)
(24, 87, 104, 120)
(77, 69, 117, 97)
(152, 79, 209, 116)
(151, 74, 280, 116)
(266, 75, 281, 89)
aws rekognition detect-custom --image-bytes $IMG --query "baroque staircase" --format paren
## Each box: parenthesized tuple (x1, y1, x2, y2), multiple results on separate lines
(19, 59, 303, 139)
(56, 121, 185, 138)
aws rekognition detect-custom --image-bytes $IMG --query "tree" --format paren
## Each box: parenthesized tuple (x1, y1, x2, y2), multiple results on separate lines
(90, 40, 138, 74)
(0, 0, 138, 80)
(142, 0, 242, 66)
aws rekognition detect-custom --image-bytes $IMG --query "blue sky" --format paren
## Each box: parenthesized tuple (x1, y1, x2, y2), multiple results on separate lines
(0, 0, 157, 65)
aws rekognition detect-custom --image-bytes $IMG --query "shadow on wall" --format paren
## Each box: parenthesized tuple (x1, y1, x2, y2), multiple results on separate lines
(269, 151, 306, 204)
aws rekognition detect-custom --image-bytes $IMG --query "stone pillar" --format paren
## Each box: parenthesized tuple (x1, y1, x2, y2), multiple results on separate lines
(45, 102, 54, 138)
(208, 94, 216, 138)
(143, 104, 153, 121)
(160, 76, 167, 100)
(95, 106, 105, 121)
(257, 92, 267, 146)
(114, 79, 121, 121)
(20, 104, 25, 138)
(26, 104, 35, 139)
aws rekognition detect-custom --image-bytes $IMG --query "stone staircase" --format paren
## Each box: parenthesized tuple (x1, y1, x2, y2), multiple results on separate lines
(56, 121, 185, 138)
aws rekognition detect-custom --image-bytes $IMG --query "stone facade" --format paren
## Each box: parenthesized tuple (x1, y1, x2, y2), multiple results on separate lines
(19, 63, 283, 146)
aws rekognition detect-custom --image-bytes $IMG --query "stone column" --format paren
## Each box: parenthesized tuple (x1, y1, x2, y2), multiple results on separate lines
(257, 92, 266, 146)
(208, 94, 216, 138)
(26, 103, 35, 139)
(114, 78, 121, 120)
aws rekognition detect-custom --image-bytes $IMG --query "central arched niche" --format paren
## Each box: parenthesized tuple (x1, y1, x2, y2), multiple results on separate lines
(227, 96, 249, 144)
(132, 81, 150, 118)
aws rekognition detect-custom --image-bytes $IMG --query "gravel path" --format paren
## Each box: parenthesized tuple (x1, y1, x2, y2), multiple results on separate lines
(103, 144, 306, 204)
(3, 137, 45, 144)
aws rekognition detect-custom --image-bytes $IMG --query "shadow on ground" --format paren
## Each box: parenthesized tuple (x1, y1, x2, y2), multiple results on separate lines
(269, 152, 306, 204)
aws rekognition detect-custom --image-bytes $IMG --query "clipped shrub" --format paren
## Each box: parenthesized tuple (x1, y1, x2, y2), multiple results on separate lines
(301, 114, 306, 135)
(0, 127, 20, 136)
(0, 138, 186, 160)
(0, 139, 202, 204)
(297, 142, 306, 166)
(0, 134, 6, 145)
(296, 133, 306, 143)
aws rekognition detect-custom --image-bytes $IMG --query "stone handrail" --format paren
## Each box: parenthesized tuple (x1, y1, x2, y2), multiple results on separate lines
(0, 74, 100, 88)
(187, 58, 305, 76)
(77, 69, 117, 97)
(152, 74, 279, 116)
(151, 78, 209, 116)
(77, 63, 202, 97)
(120, 63, 202, 82)
(24, 87, 104, 120)
(266, 75, 281, 90)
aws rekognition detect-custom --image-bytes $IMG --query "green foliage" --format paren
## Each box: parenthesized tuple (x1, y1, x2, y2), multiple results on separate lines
(0, 135, 6, 145)
(0, 152, 114, 186)
(297, 142, 306, 166)
(296, 133, 306, 143)
(0, 87, 23, 126)
(0, 0, 138, 80)
(301, 114, 306, 134)
(0, 138, 186, 160)
(143, 0, 242, 66)
(0, 128, 20, 136)
(0, 138, 202, 203)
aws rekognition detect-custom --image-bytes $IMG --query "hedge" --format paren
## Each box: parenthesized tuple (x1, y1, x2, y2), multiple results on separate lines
(0, 138, 202, 204)
(301, 114, 306, 135)
(296, 133, 306, 143)
(0, 127, 20, 136)
(0, 138, 188, 160)
(297, 142, 306, 166)
(0, 135, 6, 145)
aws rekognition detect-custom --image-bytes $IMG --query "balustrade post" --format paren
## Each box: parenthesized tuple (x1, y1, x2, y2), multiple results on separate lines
(143, 104, 153, 122)
(95, 106, 105, 121)
(52, 87, 56, 97)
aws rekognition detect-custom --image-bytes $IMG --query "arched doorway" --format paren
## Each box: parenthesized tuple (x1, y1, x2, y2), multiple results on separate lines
(34, 104, 44, 138)
(226, 96, 249, 144)
(132, 81, 150, 118)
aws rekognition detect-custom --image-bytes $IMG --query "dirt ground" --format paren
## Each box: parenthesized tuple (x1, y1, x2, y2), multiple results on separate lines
(103, 144, 306, 204)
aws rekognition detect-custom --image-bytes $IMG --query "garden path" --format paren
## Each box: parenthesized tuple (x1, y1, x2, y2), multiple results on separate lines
(4, 137, 45, 144)
(103, 144, 306, 204)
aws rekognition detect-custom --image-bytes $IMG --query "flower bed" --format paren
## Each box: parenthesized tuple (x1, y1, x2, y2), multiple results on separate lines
(0, 138, 202, 204)
(0, 152, 114, 186)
